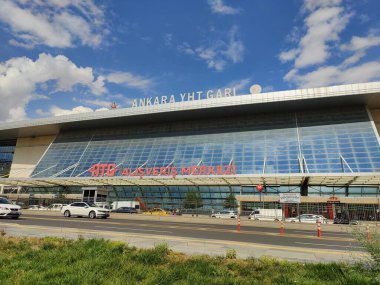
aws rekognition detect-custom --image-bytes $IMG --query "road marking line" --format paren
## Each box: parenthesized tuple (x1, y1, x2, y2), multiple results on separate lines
(22, 216, 355, 242)
(3, 223, 367, 257)
(294, 242, 363, 249)
(94, 225, 172, 234)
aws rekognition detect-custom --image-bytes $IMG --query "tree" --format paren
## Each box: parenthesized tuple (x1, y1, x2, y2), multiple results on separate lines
(224, 192, 237, 209)
(183, 191, 203, 209)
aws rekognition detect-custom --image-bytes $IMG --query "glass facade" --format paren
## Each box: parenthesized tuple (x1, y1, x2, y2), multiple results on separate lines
(32, 106, 380, 179)
(0, 139, 16, 178)
(21, 106, 380, 210)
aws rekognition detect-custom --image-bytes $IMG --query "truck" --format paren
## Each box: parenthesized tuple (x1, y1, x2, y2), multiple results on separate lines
(248, 208, 283, 221)
(111, 201, 140, 211)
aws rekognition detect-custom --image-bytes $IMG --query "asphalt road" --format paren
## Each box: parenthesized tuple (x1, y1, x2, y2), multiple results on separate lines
(0, 213, 362, 252)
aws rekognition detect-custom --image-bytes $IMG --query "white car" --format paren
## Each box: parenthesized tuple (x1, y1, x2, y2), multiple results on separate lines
(47, 204, 67, 211)
(28, 205, 47, 210)
(0, 197, 22, 219)
(285, 214, 327, 224)
(61, 202, 110, 219)
(211, 210, 237, 219)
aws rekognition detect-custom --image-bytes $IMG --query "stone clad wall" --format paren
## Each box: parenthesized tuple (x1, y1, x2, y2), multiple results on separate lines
(9, 135, 56, 178)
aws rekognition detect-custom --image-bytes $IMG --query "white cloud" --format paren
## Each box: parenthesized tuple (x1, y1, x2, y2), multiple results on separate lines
(178, 25, 244, 71)
(0, 53, 106, 122)
(177, 42, 195, 55)
(341, 35, 380, 51)
(0, 0, 106, 48)
(223, 78, 251, 94)
(280, 0, 380, 88)
(224, 25, 244, 63)
(36, 105, 108, 117)
(284, 61, 380, 88)
(164, 33, 173, 47)
(295, 6, 351, 68)
(80, 99, 115, 109)
(340, 35, 380, 66)
(302, 0, 342, 12)
(207, 0, 240, 15)
(106, 72, 154, 91)
(279, 49, 298, 63)
(279, 1, 350, 69)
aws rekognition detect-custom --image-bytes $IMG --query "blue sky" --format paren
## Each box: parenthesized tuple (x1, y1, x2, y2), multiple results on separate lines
(0, 0, 379, 122)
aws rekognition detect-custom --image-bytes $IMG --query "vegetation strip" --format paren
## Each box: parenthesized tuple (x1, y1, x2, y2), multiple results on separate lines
(0, 235, 378, 285)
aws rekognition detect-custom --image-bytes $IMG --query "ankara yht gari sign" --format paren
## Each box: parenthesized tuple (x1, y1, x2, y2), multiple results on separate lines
(89, 164, 236, 178)
(131, 87, 236, 107)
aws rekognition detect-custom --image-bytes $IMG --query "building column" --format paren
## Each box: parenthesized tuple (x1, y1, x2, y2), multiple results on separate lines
(301, 177, 309, 196)
(0, 185, 3, 194)
(237, 200, 241, 215)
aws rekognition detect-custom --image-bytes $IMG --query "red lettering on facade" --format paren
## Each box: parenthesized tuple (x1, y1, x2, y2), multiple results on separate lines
(199, 166, 207, 175)
(191, 166, 198, 175)
(89, 164, 236, 177)
(159, 167, 167, 175)
(106, 164, 118, 177)
(181, 166, 191, 175)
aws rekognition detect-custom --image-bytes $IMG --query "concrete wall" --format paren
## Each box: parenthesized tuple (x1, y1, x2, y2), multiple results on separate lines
(9, 135, 56, 178)
(370, 108, 380, 137)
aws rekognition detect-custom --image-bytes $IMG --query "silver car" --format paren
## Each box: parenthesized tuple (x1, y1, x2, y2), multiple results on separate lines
(285, 214, 327, 224)
(211, 210, 237, 219)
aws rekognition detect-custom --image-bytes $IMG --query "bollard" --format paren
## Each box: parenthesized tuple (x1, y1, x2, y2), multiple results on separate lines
(237, 216, 241, 233)
(366, 225, 371, 241)
(280, 220, 284, 235)
(317, 222, 321, 238)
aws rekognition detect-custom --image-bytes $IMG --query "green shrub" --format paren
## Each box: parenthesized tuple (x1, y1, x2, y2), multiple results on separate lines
(226, 248, 237, 259)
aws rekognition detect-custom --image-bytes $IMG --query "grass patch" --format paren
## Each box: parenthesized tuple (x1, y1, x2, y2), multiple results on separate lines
(0, 235, 377, 284)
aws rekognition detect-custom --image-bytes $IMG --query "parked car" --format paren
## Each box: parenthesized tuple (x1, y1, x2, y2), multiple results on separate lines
(47, 204, 67, 211)
(28, 205, 47, 210)
(0, 197, 21, 219)
(211, 210, 237, 219)
(143, 208, 168, 216)
(61, 202, 110, 219)
(285, 214, 327, 224)
(333, 217, 358, 225)
(169, 208, 182, 216)
(112, 207, 138, 214)
(333, 212, 358, 225)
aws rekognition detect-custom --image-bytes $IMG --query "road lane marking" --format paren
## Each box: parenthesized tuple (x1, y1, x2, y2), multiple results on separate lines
(292, 230, 351, 236)
(294, 242, 363, 249)
(21, 216, 355, 242)
(94, 225, 172, 234)
(2, 223, 367, 257)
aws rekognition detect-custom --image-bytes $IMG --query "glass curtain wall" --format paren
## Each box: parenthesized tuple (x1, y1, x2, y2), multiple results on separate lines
(0, 139, 16, 178)
(32, 106, 380, 179)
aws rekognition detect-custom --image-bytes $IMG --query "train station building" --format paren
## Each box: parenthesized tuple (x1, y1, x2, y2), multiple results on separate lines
(0, 82, 379, 220)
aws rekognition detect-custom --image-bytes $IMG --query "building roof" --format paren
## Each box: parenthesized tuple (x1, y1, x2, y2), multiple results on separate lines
(1, 172, 380, 187)
(0, 81, 380, 139)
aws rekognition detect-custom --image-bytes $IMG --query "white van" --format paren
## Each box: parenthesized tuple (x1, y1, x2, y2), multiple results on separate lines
(248, 208, 283, 221)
